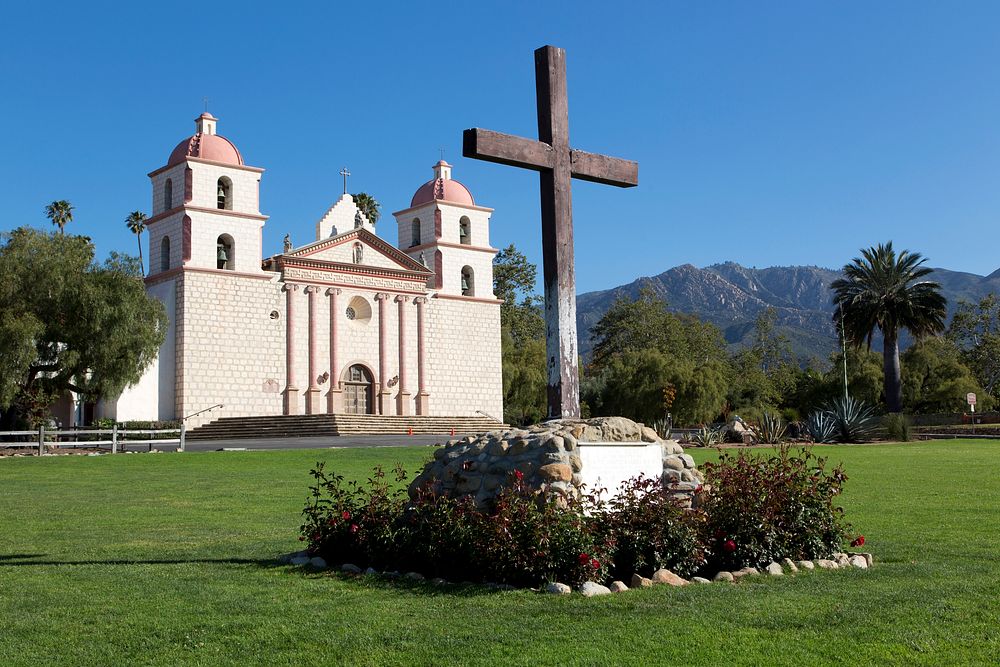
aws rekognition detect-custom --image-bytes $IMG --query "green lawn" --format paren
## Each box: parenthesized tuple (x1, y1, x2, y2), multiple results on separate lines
(1, 441, 998, 666)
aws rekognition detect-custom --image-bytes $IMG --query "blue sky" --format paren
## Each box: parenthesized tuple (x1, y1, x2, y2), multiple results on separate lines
(2, 1, 1000, 292)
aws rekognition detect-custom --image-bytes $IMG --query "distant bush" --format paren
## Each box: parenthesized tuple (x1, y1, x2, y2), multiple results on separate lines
(755, 411, 787, 444)
(699, 447, 850, 571)
(826, 397, 879, 443)
(883, 413, 912, 442)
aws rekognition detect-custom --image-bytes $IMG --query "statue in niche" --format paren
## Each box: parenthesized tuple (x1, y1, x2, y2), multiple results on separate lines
(329, 225, 338, 237)
(354, 211, 364, 229)
(419, 251, 428, 268)
(353, 243, 363, 264)
(283, 234, 292, 253)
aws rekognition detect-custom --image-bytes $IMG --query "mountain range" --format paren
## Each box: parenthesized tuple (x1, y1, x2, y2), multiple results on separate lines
(575, 262, 1000, 365)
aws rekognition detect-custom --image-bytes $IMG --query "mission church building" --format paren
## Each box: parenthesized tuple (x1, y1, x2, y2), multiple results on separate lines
(102, 113, 502, 428)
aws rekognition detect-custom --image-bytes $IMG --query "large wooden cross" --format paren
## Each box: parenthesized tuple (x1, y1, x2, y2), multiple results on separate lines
(463, 45, 638, 419)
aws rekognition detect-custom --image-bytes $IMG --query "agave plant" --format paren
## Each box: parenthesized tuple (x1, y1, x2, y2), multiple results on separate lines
(757, 411, 787, 445)
(651, 417, 671, 440)
(690, 425, 723, 447)
(825, 396, 878, 443)
(807, 411, 838, 444)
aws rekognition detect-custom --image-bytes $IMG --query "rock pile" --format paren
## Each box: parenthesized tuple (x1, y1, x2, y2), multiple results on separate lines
(407, 417, 704, 508)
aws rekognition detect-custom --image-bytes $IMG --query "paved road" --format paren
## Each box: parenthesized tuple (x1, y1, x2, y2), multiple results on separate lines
(141, 433, 464, 453)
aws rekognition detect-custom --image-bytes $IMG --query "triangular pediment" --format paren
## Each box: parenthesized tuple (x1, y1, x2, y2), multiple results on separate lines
(284, 228, 431, 275)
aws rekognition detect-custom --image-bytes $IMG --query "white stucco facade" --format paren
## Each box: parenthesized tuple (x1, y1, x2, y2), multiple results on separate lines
(106, 116, 503, 428)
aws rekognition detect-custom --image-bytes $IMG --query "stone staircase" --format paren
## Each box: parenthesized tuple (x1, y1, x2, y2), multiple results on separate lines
(186, 413, 507, 441)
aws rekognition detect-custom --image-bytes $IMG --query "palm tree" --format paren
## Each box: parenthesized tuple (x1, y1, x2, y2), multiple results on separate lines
(45, 200, 74, 235)
(831, 242, 947, 413)
(352, 192, 380, 227)
(125, 211, 148, 274)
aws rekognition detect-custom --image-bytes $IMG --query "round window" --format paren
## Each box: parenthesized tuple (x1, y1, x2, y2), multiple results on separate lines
(345, 306, 357, 320)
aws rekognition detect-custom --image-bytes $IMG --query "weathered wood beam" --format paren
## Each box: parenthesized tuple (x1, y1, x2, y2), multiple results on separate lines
(570, 149, 639, 187)
(462, 128, 554, 171)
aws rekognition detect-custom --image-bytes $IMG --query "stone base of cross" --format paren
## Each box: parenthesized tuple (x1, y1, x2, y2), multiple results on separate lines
(463, 45, 638, 419)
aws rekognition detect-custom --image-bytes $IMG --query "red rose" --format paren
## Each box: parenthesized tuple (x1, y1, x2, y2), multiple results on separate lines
(327, 517, 337, 526)
(350, 524, 359, 534)
(578, 553, 590, 565)
(514, 470, 524, 481)
(342, 510, 351, 521)
(723, 539, 736, 553)
(591, 558, 600, 569)
(695, 484, 703, 493)
(851, 535, 865, 547)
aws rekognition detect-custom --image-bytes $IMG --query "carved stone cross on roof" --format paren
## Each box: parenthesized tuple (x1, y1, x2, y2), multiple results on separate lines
(463, 45, 638, 419)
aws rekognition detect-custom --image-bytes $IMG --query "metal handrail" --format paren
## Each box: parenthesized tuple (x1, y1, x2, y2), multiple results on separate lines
(183, 404, 224, 422)
(475, 410, 503, 423)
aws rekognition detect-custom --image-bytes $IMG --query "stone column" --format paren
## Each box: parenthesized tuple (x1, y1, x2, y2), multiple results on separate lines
(326, 287, 342, 413)
(374, 292, 393, 415)
(305, 286, 322, 415)
(282, 283, 300, 415)
(414, 296, 430, 415)
(395, 295, 411, 415)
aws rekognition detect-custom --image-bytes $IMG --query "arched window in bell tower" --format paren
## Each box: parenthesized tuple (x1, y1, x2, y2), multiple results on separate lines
(411, 218, 421, 247)
(461, 265, 475, 297)
(160, 236, 171, 272)
(217, 234, 234, 270)
(164, 178, 173, 212)
(217, 177, 233, 210)
(459, 216, 471, 245)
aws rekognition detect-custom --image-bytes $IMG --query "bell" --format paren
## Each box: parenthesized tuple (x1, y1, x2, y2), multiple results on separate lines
(461, 276, 469, 291)
(459, 225, 468, 239)
(217, 244, 228, 262)
(217, 185, 226, 198)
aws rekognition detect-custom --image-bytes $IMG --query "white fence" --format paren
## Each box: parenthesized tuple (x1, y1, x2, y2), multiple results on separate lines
(0, 425, 186, 455)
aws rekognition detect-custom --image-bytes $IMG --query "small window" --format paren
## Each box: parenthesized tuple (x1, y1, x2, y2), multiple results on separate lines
(461, 265, 474, 297)
(411, 218, 421, 247)
(217, 177, 232, 210)
(160, 236, 171, 272)
(459, 216, 471, 245)
(217, 234, 234, 270)
(345, 296, 372, 324)
(164, 178, 173, 212)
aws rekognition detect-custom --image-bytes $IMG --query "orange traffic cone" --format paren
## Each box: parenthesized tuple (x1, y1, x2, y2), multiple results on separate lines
(408, 427, 413, 436)
(450, 428, 455, 436)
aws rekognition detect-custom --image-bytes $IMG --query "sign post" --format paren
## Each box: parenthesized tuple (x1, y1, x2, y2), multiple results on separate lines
(968, 392, 977, 434)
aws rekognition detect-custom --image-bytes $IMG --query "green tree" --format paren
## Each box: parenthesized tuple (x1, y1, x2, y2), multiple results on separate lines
(352, 193, 380, 226)
(125, 210, 148, 274)
(831, 242, 947, 413)
(0, 228, 167, 429)
(493, 245, 545, 424)
(901, 337, 988, 413)
(947, 295, 1000, 402)
(727, 308, 798, 415)
(44, 200, 74, 235)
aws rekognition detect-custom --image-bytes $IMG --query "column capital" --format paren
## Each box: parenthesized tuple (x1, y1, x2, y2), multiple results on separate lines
(325, 287, 342, 296)
(413, 296, 429, 305)
(394, 294, 410, 304)
(282, 283, 299, 293)
(304, 285, 321, 295)
(374, 292, 391, 302)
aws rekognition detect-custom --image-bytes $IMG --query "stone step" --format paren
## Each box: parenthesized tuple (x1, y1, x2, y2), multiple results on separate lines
(186, 414, 507, 441)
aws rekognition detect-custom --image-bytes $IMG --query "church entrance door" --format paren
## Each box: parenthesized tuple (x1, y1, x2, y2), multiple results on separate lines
(344, 364, 374, 415)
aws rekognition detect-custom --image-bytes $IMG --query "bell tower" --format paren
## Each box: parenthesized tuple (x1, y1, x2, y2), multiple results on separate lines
(145, 113, 267, 276)
(392, 160, 495, 299)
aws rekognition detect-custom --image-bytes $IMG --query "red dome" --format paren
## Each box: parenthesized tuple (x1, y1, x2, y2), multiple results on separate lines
(410, 161, 475, 207)
(168, 132, 244, 167)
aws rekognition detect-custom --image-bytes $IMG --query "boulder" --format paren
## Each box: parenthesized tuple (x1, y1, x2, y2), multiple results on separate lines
(545, 582, 572, 595)
(630, 574, 654, 588)
(341, 563, 362, 574)
(309, 557, 328, 569)
(290, 555, 310, 566)
(766, 562, 784, 576)
(782, 558, 799, 573)
(364, 567, 378, 575)
(732, 567, 759, 580)
(815, 559, 838, 570)
(849, 555, 869, 569)
(651, 568, 689, 587)
(796, 560, 815, 570)
(538, 463, 573, 482)
(405, 571, 426, 581)
(691, 577, 712, 584)
(713, 571, 735, 583)
(609, 581, 629, 593)
(579, 581, 612, 597)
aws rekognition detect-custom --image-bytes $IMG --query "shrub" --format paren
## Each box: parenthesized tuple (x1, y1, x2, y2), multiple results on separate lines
(690, 425, 723, 447)
(883, 413, 912, 442)
(599, 476, 705, 580)
(807, 411, 837, 443)
(756, 411, 787, 444)
(699, 446, 850, 571)
(826, 397, 878, 443)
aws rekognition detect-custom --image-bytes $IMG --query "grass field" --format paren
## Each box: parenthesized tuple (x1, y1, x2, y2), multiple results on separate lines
(1, 441, 998, 666)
